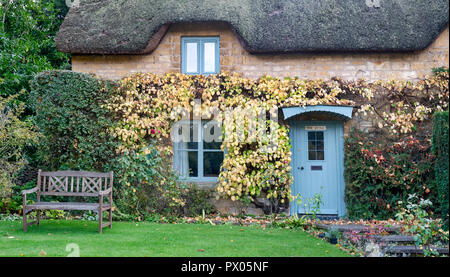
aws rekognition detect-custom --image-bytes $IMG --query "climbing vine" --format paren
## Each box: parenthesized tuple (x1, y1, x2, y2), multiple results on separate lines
(103, 69, 448, 207)
(354, 71, 449, 136)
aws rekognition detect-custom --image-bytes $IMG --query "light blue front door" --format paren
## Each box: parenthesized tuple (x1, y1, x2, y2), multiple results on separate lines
(290, 121, 345, 216)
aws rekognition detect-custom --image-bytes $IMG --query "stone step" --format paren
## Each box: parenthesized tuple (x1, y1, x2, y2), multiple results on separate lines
(373, 235, 415, 243)
(297, 214, 338, 221)
(316, 223, 401, 233)
(385, 245, 449, 255)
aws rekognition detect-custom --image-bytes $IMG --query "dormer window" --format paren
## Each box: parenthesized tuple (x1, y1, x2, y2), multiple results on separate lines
(181, 37, 220, 75)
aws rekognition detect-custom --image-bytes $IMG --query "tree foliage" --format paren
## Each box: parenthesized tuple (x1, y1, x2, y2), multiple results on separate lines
(0, 95, 37, 200)
(0, 0, 69, 102)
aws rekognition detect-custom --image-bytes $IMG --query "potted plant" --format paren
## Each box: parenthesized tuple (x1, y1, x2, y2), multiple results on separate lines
(318, 232, 326, 239)
(326, 227, 340, 244)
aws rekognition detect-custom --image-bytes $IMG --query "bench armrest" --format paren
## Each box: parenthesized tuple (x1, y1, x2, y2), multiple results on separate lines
(99, 187, 112, 196)
(22, 186, 39, 195)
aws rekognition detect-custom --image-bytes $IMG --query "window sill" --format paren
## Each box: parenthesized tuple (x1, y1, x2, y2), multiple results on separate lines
(176, 180, 218, 189)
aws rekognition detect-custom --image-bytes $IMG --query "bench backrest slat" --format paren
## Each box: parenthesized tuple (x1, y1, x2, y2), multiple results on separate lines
(38, 170, 113, 197)
(40, 171, 110, 178)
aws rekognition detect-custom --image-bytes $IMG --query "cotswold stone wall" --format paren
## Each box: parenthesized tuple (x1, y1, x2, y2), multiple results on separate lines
(72, 22, 449, 81)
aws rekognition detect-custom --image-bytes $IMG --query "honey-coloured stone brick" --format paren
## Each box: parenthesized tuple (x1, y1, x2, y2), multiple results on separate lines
(71, 22, 449, 81)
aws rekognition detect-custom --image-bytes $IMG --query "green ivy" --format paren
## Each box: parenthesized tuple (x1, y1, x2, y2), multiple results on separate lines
(29, 70, 119, 171)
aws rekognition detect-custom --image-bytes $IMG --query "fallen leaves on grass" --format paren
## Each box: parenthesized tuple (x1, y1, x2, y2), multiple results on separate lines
(183, 215, 286, 226)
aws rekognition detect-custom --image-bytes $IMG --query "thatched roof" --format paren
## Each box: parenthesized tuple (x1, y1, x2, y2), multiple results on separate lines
(56, 0, 449, 54)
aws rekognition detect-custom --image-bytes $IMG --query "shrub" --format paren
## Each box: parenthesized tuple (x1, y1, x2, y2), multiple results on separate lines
(29, 70, 119, 171)
(432, 111, 449, 229)
(344, 128, 436, 220)
(0, 95, 38, 212)
(108, 147, 185, 220)
(326, 227, 341, 240)
(109, 147, 216, 219)
(181, 184, 216, 217)
(396, 194, 449, 256)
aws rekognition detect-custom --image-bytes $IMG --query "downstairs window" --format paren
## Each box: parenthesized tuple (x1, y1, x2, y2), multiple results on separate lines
(173, 120, 224, 182)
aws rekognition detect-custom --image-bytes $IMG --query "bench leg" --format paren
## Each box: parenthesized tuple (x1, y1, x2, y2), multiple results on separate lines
(108, 208, 112, 229)
(98, 210, 103, 234)
(23, 210, 27, 232)
(37, 210, 40, 226)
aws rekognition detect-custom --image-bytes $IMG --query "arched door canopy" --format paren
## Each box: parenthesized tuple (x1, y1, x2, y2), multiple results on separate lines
(282, 105, 353, 121)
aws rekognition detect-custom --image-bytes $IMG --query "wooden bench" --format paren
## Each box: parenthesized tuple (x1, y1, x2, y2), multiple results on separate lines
(22, 170, 113, 233)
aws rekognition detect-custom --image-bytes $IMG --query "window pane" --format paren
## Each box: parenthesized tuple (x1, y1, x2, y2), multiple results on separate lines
(186, 42, 198, 73)
(204, 141, 221, 150)
(316, 132, 324, 140)
(316, 141, 324, 151)
(203, 152, 224, 177)
(204, 42, 216, 73)
(175, 121, 198, 149)
(316, 151, 324, 161)
(188, 121, 199, 149)
(203, 120, 222, 149)
(307, 131, 324, 161)
(187, 141, 199, 150)
(188, 151, 198, 177)
(175, 150, 198, 178)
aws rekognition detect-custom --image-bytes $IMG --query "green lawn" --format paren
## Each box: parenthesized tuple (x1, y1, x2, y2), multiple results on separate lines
(0, 220, 351, 257)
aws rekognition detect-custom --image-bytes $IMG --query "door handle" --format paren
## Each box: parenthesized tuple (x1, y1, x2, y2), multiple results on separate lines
(298, 166, 304, 170)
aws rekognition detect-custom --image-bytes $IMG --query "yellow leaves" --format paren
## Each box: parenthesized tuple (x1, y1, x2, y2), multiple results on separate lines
(102, 71, 449, 205)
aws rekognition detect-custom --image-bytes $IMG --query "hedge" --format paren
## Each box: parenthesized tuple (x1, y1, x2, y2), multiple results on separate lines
(432, 111, 449, 229)
(29, 70, 119, 171)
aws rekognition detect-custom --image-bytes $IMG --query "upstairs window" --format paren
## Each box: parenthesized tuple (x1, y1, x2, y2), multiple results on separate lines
(181, 37, 220, 75)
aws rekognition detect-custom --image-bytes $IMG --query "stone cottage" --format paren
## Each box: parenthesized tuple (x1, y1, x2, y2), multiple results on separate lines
(55, 0, 449, 216)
